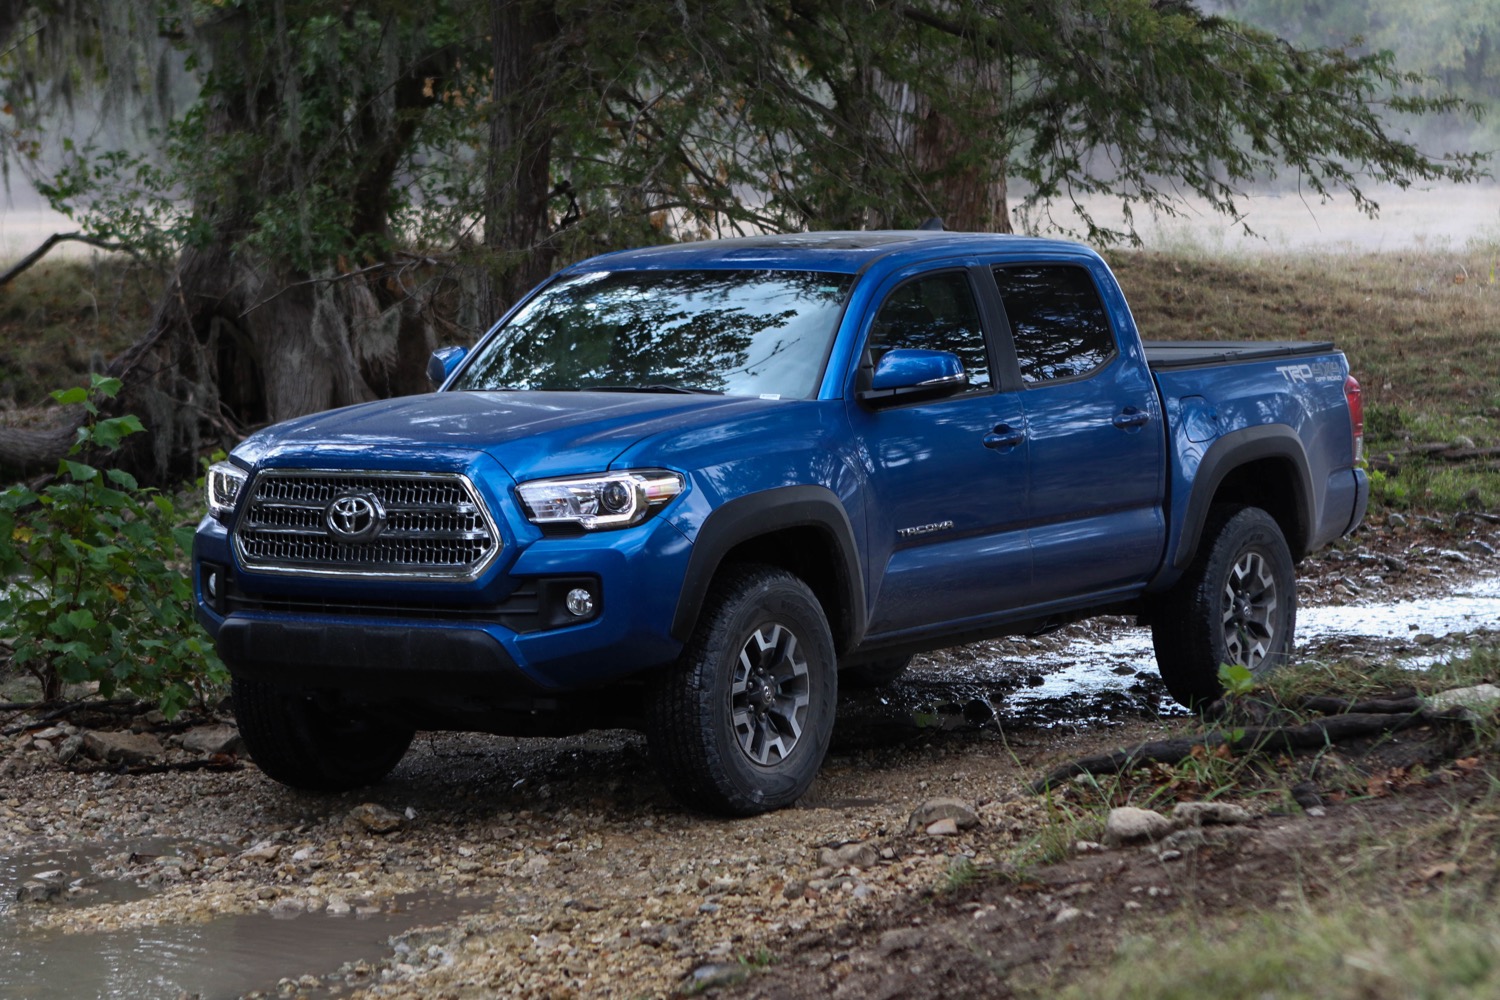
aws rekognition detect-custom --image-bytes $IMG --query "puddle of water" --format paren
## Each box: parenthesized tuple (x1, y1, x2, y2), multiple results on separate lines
(0, 845, 151, 921)
(837, 575, 1500, 739)
(0, 892, 479, 1000)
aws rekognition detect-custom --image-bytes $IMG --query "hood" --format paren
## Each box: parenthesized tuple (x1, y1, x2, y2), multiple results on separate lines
(231, 390, 791, 480)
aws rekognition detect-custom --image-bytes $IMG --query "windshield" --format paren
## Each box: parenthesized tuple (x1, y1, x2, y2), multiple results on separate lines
(450, 269, 853, 398)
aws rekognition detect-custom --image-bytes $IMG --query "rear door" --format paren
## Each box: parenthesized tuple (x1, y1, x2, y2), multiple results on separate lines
(847, 265, 1033, 637)
(987, 262, 1165, 604)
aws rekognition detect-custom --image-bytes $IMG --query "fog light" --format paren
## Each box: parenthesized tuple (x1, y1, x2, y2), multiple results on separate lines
(206, 570, 220, 599)
(564, 587, 595, 618)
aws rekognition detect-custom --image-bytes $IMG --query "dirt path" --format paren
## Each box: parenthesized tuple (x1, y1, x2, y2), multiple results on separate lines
(1, 510, 1497, 999)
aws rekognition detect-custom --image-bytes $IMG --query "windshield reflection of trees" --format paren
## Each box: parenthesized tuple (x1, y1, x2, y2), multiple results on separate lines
(994, 266, 1115, 383)
(457, 270, 852, 397)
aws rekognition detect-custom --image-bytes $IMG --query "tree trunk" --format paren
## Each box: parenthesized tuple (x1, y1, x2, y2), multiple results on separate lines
(912, 57, 1012, 233)
(480, 0, 562, 320)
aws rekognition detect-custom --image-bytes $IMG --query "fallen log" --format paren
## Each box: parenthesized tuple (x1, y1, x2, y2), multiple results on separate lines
(1030, 711, 1432, 793)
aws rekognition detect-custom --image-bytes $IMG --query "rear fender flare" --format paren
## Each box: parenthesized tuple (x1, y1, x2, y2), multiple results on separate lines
(1155, 425, 1315, 588)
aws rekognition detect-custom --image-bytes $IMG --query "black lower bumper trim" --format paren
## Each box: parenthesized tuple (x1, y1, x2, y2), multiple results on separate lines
(216, 616, 548, 697)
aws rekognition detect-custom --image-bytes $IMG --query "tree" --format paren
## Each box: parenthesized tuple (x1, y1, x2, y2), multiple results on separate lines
(0, 0, 1485, 485)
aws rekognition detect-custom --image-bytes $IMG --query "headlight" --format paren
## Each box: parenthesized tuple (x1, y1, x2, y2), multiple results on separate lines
(515, 470, 684, 531)
(206, 461, 249, 521)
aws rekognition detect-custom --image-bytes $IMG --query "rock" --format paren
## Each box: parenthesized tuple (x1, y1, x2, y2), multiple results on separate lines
(270, 897, 307, 918)
(55, 734, 85, 764)
(1054, 906, 1082, 924)
(906, 797, 980, 833)
(1437, 549, 1470, 564)
(1290, 783, 1324, 811)
(1381, 555, 1408, 573)
(685, 964, 750, 990)
(1172, 801, 1252, 827)
(1103, 807, 1172, 847)
(1464, 539, 1497, 556)
(1427, 684, 1500, 712)
(16, 880, 63, 904)
(1160, 828, 1208, 854)
(818, 842, 880, 869)
(1413, 633, 1441, 646)
(348, 803, 404, 834)
(80, 730, 163, 764)
(1386, 512, 1408, 528)
(239, 841, 282, 863)
(924, 818, 960, 837)
(876, 928, 927, 956)
(181, 724, 244, 756)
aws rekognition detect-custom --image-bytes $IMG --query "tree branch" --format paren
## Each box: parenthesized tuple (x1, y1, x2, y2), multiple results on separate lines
(0, 231, 140, 289)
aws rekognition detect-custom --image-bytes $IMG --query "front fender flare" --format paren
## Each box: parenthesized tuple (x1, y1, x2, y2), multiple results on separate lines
(670, 485, 866, 651)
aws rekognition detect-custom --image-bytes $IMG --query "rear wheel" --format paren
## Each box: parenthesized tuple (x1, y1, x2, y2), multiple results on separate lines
(1151, 505, 1296, 708)
(647, 565, 837, 815)
(232, 677, 414, 791)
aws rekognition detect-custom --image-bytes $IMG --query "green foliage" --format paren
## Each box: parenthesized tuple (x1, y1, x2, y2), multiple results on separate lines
(1218, 662, 1259, 698)
(0, 376, 226, 715)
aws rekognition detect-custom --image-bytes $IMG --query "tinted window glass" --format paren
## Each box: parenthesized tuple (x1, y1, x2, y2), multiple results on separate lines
(868, 272, 990, 391)
(993, 265, 1115, 383)
(452, 269, 852, 399)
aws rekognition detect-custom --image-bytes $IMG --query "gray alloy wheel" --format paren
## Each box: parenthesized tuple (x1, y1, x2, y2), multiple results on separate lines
(647, 564, 837, 816)
(730, 623, 812, 766)
(1151, 505, 1297, 708)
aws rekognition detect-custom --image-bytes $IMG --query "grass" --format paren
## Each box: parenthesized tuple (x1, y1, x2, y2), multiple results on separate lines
(1108, 244, 1500, 510)
(1055, 901, 1500, 1000)
(0, 256, 163, 411)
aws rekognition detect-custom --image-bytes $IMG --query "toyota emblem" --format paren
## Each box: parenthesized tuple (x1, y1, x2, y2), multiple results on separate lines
(325, 491, 386, 542)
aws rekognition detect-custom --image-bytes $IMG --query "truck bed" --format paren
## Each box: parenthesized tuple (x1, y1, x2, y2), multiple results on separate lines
(1143, 340, 1336, 370)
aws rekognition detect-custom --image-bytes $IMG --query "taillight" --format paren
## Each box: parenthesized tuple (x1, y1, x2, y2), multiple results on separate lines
(1344, 374, 1364, 463)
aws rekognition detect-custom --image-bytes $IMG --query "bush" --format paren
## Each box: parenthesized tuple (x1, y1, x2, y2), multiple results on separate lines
(0, 376, 225, 716)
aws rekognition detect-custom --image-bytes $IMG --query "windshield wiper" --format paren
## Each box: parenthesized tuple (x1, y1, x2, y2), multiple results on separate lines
(590, 383, 723, 395)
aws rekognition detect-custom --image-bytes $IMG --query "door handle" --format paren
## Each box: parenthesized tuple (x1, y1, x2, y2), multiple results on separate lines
(984, 424, 1025, 450)
(1112, 407, 1151, 430)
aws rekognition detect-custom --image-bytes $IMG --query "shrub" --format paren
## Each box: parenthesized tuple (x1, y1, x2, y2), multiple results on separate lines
(0, 376, 226, 716)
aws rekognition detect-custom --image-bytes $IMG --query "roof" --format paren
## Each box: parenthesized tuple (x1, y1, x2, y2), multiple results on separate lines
(564, 231, 1096, 276)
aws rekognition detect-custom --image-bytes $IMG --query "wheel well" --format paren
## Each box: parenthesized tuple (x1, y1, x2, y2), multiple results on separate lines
(1209, 458, 1308, 559)
(717, 527, 855, 653)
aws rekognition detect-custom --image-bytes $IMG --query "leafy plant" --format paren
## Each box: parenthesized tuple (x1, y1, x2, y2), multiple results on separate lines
(0, 376, 226, 715)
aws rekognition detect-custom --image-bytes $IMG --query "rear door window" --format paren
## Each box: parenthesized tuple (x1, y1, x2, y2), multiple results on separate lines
(992, 265, 1116, 383)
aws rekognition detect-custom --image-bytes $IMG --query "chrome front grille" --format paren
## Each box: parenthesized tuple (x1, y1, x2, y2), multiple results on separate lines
(233, 470, 500, 579)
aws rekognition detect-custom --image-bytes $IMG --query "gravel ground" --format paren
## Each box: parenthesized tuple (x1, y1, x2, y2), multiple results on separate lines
(1, 509, 1498, 999)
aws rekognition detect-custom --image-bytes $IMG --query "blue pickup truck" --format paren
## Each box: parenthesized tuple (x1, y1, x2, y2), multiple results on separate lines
(193, 231, 1368, 815)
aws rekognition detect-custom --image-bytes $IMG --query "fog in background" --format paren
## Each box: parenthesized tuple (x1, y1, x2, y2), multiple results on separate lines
(3, 1, 1498, 262)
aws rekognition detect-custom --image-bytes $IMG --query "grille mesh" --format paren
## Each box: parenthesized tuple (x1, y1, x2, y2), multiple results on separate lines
(234, 472, 499, 578)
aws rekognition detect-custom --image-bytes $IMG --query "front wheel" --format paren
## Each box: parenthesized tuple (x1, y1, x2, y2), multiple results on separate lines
(1151, 505, 1296, 708)
(232, 678, 414, 791)
(647, 565, 837, 816)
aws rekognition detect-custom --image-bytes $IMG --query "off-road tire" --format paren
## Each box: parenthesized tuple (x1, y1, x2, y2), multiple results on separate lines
(232, 677, 414, 791)
(841, 654, 912, 689)
(647, 565, 837, 816)
(1151, 505, 1297, 708)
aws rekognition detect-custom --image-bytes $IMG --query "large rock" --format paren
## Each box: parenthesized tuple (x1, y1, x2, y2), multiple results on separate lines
(348, 802, 404, 834)
(906, 797, 980, 834)
(1427, 684, 1500, 712)
(80, 730, 163, 764)
(1103, 806, 1172, 846)
(181, 724, 245, 756)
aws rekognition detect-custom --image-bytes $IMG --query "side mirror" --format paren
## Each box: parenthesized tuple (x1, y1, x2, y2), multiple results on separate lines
(427, 346, 468, 389)
(858, 349, 968, 407)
